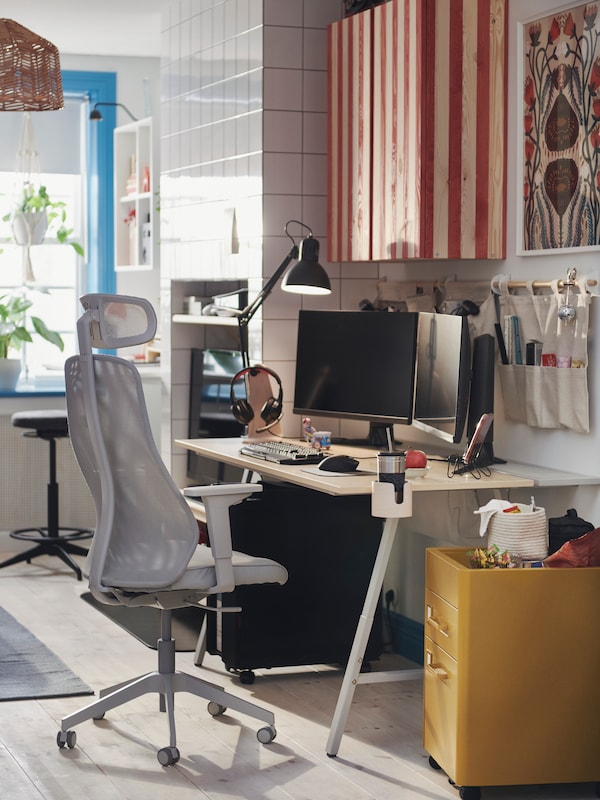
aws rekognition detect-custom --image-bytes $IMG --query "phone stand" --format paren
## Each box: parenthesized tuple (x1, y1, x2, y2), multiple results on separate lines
(371, 480, 413, 519)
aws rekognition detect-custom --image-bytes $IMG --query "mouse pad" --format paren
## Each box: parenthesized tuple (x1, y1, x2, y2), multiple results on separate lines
(301, 466, 376, 477)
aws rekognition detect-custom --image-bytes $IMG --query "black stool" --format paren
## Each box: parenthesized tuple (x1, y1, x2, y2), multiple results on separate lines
(0, 410, 93, 580)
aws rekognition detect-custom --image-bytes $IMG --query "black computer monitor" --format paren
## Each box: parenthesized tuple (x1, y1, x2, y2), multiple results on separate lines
(411, 312, 471, 444)
(187, 348, 245, 483)
(293, 310, 419, 447)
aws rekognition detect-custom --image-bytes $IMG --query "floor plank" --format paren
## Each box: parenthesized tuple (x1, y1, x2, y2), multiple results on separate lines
(0, 542, 597, 799)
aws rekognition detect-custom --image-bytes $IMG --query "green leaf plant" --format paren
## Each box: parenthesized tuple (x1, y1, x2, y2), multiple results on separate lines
(0, 293, 64, 359)
(2, 182, 84, 256)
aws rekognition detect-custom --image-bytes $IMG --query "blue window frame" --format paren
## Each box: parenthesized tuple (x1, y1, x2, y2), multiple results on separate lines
(62, 70, 116, 295)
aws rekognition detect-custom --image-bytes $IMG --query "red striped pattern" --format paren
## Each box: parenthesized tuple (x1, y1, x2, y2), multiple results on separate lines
(328, 11, 372, 262)
(328, 0, 506, 262)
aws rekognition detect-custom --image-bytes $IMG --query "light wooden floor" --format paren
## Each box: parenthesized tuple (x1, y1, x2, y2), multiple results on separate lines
(0, 538, 597, 800)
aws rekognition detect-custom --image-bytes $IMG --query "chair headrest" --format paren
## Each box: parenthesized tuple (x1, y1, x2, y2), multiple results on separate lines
(79, 294, 157, 350)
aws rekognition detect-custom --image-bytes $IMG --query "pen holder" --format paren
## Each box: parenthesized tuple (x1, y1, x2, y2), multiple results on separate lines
(371, 480, 413, 519)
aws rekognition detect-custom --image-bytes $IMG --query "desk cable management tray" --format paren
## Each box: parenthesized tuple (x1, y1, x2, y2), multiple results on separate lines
(240, 440, 325, 464)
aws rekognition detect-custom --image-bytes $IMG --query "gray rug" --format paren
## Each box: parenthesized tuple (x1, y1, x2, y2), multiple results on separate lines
(0, 607, 93, 702)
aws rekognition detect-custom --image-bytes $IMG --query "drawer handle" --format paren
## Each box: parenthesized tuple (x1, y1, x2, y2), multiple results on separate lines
(426, 605, 449, 637)
(426, 650, 449, 681)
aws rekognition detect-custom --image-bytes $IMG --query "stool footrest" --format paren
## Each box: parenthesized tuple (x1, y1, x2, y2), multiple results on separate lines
(10, 527, 93, 543)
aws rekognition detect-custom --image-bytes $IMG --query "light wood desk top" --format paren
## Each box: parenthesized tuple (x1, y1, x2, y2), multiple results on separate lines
(176, 438, 540, 496)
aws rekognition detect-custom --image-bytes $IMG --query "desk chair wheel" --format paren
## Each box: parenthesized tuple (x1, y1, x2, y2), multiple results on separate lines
(239, 669, 255, 685)
(157, 746, 180, 766)
(257, 725, 276, 744)
(57, 730, 77, 749)
(207, 702, 226, 717)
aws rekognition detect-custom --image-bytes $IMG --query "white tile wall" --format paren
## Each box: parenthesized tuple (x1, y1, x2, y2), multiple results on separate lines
(160, 1, 358, 475)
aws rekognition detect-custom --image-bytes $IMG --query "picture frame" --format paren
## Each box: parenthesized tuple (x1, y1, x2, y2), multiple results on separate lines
(517, 1, 600, 255)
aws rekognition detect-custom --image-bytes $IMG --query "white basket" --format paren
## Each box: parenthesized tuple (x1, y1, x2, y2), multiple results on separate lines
(487, 504, 548, 560)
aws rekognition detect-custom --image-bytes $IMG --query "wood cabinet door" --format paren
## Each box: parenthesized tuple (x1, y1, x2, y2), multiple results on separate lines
(328, 0, 507, 262)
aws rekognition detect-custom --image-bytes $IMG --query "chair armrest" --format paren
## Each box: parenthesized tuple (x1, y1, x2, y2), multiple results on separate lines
(184, 482, 263, 593)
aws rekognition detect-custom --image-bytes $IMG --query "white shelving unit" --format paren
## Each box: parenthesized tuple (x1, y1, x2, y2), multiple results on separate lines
(114, 116, 156, 270)
(172, 314, 238, 327)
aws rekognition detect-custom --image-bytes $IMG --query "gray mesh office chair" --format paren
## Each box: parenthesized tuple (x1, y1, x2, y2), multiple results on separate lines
(57, 294, 288, 766)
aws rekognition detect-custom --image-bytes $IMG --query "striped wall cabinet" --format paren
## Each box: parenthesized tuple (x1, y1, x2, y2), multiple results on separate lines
(328, 0, 507, 262)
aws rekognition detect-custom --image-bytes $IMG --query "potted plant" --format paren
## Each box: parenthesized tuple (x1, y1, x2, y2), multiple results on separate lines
(0, 292, 64, 390)
(5, 181, 85, 253)
(3, 182, 84, 283)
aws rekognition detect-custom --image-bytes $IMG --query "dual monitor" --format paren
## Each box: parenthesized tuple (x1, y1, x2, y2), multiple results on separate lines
(293, 309, 485, 449)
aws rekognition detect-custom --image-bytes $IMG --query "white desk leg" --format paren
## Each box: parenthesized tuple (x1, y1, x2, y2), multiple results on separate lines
(326, 515, 400, 757)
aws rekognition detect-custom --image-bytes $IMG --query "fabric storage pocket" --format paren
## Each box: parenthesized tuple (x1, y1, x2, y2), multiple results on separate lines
(499, 363, 589, 433)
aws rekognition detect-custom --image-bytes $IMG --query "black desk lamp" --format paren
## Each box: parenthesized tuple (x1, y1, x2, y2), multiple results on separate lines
(237, 219, 330, 368)
(89, 102, 137, 122)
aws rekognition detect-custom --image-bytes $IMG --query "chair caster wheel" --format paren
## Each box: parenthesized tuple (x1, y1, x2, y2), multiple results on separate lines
(257, 725, 276, 744)
(93, 712, 105, 721)
(207, 701, 227, 717)
(240, 670, 255, 685)
(57, 730, 76, 749)
(157, 746, 180, 766)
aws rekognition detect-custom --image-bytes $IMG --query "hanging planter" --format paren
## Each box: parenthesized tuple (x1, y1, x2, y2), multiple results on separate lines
(12, 206, 49, 245)
(1, 114, 83, 284)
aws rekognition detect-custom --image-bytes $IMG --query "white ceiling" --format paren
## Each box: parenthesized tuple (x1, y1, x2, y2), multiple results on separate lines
(0, 0, 164, 58)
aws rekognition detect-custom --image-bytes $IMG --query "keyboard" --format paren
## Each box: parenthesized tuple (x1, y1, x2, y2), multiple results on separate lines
(240, 440, 325, 464)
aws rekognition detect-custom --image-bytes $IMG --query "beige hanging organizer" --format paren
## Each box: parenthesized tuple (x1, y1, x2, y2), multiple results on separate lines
(490, 270, 593, 433)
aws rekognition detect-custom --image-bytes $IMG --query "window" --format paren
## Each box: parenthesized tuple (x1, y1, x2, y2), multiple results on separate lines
(0, 70, 116, 394)
(0, 169, 82, 384)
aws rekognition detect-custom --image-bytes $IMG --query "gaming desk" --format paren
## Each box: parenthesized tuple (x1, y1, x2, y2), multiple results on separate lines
(175, 437, 595, 756)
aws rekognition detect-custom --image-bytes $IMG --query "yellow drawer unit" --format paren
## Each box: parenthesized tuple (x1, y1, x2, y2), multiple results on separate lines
(423, 547, 600, 800)
(425, 587, 458, 659)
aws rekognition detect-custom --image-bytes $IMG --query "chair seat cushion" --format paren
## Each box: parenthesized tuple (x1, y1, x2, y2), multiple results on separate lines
(180, 545, 288, 590)
(102, 545, 288, 608)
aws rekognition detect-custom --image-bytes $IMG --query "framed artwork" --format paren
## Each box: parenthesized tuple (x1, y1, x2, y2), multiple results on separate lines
(521, 2, 600, 253)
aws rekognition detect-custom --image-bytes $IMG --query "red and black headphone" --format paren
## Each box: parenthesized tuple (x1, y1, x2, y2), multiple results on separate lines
(230, 365, 283, 433)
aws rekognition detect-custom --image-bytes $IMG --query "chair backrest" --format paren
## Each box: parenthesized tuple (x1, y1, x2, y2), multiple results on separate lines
(65, 294, 199, 602)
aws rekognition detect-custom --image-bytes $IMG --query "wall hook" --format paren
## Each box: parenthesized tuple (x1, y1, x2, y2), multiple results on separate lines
(558, 268, 577, 323)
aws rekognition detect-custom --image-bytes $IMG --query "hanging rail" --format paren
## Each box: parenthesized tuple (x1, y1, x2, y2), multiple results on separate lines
(489, 270, 597, 293)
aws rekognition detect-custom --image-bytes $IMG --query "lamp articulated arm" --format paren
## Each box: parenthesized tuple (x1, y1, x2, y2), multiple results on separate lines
(237, 246, 298, 368)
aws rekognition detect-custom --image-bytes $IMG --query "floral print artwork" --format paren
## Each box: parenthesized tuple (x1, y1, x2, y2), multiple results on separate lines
(523, 3, 600, 250)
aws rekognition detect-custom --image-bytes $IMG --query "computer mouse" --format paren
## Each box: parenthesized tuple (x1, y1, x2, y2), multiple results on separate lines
(318, 454, 360, 473)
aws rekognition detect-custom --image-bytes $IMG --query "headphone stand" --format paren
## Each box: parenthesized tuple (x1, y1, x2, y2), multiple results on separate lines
(237, 366, 283, 441)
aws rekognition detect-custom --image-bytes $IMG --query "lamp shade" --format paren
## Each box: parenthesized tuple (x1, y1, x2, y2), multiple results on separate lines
(282, 235, 331, 295)
(0, 19, 63, 111)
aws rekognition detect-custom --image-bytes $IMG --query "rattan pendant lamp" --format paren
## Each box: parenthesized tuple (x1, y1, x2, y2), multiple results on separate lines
(0, 19, 63, 111)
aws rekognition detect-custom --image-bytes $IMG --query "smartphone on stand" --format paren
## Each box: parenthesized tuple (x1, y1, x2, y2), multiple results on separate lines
(462, 413, 494, 466)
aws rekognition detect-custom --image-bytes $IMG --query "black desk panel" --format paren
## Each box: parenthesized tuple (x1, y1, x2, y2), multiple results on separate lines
(207, 481, 383, 675)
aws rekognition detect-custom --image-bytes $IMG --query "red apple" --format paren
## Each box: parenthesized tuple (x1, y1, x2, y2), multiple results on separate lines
(406, 449, 427, 469)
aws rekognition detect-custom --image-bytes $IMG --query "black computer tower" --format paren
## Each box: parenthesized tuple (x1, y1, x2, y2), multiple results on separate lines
(207, 482, 384, 675)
